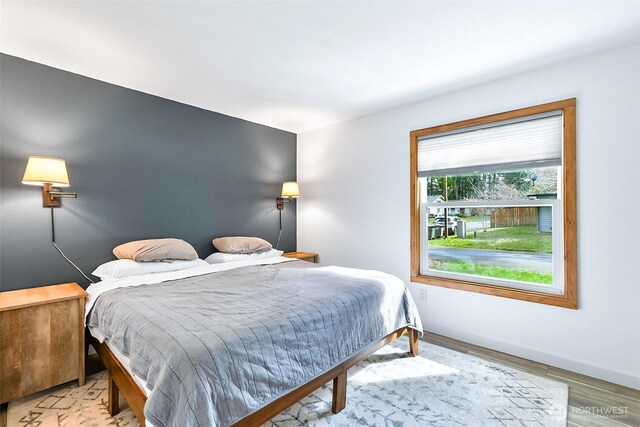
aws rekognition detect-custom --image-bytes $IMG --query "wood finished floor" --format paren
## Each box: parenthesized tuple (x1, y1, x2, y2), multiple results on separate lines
(2, 332, 638, 427)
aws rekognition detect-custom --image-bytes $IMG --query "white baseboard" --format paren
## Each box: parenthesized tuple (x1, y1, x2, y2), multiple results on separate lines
(426, 325, 640, 391)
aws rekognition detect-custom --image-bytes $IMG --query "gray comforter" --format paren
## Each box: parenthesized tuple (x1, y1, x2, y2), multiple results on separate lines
(87, 261, 422, 427)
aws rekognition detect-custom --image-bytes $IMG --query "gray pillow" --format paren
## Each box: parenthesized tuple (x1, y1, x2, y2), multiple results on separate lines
(113, 238, 198, 262)
(212, 236, 272, 254)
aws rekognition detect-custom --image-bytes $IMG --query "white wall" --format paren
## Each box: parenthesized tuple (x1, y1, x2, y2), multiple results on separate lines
(297, 42, 640, 389)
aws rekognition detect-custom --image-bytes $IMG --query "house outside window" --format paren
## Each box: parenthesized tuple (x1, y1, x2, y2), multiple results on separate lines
(410, 99, 577, 308)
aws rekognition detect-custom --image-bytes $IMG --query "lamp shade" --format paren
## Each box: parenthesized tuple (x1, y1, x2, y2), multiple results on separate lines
(281, 181, 300, 198)
(22, 156, 70, 187)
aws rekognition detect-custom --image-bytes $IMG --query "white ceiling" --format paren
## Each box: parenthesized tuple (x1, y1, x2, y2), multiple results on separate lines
(2, 1, 639, 133)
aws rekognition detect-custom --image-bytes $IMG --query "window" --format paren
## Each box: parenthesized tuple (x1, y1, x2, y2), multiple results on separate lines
(410, 99, 577, 308)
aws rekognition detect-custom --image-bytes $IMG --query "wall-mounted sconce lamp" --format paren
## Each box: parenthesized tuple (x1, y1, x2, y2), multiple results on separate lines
(22, 155, 93, 283)
(275, 181, 300, 249)
(22, 156, 77, 207)
(276, 181, 300, 210)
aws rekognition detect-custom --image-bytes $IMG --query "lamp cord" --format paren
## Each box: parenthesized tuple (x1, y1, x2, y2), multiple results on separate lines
(50, 208, 94, 284)
(275, 210, 282, 250)
(275, 229, 282, 251)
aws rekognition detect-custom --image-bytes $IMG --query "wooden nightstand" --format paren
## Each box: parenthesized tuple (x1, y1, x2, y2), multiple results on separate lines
(0, 282, 87, 404)
(283, 251, 318, 263)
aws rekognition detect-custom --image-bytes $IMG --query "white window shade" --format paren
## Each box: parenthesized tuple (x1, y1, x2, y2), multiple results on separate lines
(418, 113, 562, 177)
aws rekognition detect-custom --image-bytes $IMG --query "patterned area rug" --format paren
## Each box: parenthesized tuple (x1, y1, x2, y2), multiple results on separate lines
(8, 337, 568, 426)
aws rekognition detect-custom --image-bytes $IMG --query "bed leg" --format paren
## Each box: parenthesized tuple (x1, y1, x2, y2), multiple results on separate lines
(331, 372, 347, 414)
(409, 329, 419, 357)
(108, 375, 120, 416)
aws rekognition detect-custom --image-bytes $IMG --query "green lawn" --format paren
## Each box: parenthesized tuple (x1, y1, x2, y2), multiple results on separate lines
(429, 260, 553, 284)
(429, 225, 552, 253)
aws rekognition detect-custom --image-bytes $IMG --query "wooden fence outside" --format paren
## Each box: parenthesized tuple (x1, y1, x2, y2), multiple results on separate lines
(490, 207, 538, 227)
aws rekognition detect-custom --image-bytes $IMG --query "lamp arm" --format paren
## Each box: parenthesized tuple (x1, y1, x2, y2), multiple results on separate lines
(41, 183, 77, 207)
(49, 191, 78, 199)
(276, 196, 293, 210)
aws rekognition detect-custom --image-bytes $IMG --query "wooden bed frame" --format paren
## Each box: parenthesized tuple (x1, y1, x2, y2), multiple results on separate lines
(89, 326, 419, 426)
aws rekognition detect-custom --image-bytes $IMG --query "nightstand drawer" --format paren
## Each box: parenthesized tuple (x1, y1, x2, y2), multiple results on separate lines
(0, 283, 86, 403)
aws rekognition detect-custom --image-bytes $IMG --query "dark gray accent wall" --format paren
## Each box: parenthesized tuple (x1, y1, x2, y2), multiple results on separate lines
(0, 54, 297, 291)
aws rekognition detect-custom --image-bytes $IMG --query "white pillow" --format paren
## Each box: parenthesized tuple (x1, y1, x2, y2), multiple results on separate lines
(205, 249, 284, 264)
(92, 259, 207, 280)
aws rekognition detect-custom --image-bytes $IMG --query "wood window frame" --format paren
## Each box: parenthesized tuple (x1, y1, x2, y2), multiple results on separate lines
(410, 98, 577, 309)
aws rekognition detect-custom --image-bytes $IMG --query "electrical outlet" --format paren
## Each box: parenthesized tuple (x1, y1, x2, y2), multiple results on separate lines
(419, 289, 427, 302)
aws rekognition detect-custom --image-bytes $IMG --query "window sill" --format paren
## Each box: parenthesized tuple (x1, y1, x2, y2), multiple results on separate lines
(411, 274, 577, 309)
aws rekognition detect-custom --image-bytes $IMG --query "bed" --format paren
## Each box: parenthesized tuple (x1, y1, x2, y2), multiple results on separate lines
(85, 256, 423, 427)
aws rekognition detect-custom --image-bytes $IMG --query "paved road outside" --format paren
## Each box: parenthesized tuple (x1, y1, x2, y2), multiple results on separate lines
(429, 247, 552, 273)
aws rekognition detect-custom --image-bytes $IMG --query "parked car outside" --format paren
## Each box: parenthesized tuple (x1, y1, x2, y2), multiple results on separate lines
(434, 216, 459, 234)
